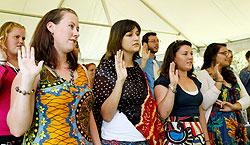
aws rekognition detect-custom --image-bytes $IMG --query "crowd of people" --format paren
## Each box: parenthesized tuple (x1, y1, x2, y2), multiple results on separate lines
(0, 7, 250, 145)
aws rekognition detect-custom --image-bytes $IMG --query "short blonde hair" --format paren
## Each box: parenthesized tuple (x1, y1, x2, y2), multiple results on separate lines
(0, 21, 25, 51)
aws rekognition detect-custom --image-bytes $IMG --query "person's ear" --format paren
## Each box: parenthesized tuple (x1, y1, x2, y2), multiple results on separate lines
(143, 42, 148, 48)
(47, 22, 55, 35)
(246, 57, 250, 63)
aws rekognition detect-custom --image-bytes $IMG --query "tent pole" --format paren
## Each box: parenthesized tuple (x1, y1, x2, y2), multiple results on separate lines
(0, 9, 179, 36)
(0, 9, 42, 18)
(101, 0, 112, 25)
(57, 0, 65, 8)
(139, 0, 199, 49)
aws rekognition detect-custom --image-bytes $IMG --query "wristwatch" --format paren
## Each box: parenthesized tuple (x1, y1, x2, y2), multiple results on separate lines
(169, 83, 177, 93)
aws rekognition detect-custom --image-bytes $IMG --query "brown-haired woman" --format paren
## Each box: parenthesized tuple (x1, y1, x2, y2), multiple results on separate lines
(85, 63, 97, 89)
(92, 19, 164, 145)
(197, 43, 250, 144)
(154, 40, 210, 144)
(7, 8, 101, 145)
(0, 21, 25, 145)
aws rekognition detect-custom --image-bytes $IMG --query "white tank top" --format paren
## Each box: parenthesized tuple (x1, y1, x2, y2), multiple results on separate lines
(101, 110, 146, 141)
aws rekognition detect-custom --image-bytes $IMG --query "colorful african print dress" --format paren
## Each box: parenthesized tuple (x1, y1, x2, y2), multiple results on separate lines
(23, 65, 94, 145)
(207, 74, 249, 145)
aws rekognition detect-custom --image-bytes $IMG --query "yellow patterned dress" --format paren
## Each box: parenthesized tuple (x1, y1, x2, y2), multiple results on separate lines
(23, 65, 94, 145)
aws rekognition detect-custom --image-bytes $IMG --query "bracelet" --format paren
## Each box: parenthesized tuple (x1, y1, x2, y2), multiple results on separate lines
(15, 86, 35, 95)
(168, 84, 177, 93)
(205, 140, 211, 142)
(0, 60, 7, 62)
(216, 80, 223, 82)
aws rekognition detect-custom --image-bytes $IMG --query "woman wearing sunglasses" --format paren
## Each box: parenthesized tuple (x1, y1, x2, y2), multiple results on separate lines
(197, 43, 250, 144)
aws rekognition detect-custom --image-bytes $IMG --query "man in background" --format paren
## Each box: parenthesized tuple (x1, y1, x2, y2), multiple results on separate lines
(239, 50, 250, 124)
(136, 32, 161, 99)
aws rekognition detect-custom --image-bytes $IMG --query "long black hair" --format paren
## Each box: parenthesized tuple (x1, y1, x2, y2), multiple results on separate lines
(202, 43, 237, 86)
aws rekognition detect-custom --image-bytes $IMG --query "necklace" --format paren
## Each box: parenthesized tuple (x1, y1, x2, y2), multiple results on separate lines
(7, 62, 19, 74)
(51, 66, 79, 97)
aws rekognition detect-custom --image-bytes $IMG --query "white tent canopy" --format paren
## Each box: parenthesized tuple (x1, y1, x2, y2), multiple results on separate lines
(1, 0, 250, 63)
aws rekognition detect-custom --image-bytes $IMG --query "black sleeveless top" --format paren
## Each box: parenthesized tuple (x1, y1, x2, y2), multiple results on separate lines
(154, 76, 203, 116)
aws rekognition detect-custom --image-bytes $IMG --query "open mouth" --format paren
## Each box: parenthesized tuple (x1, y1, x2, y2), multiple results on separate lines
(16, 45, 23, 49)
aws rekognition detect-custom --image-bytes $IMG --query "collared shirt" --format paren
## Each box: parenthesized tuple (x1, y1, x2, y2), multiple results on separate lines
(135, 57, 162, 99)
(239, 67, 250, 96)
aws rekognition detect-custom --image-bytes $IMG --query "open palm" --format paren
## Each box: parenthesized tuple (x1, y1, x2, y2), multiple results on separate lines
(169, 62, 178, 87)
(141, 43, 150, 61)
(214, 63, 223, 81)
(115, 50, 127, 82)
(18, 46, 43, 78)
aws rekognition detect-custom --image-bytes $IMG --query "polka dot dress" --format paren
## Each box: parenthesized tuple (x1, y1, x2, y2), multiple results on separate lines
(92, 59, 165, 145)
(93, 59, 148, 130)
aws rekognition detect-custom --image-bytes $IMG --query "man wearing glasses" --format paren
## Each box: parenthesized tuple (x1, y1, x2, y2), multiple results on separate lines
(135, 32, 161, 99)
(240, 50, 250, 125)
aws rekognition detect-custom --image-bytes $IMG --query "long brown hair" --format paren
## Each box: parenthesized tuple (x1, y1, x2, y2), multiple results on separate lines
(101, 19, 141, 62)
(31, 8, 78, 70)
(160, 40, 194, 80)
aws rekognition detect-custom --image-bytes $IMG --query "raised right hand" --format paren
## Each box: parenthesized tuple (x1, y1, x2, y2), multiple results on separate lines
(169, 62, 178, 88)
(141, 43, 150, 61)
(0, 36, 7, 61)
(214, 63, 223, 82)
(18, 45, 43, 78)
(115, 50, 127, 83)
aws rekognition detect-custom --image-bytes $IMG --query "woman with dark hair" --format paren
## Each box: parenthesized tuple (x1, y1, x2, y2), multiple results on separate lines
(154, 40, 210, 144)
(85, 63, 97, 89)
(197, 43, 250, 144)
(92, 19, 164, 145)
(0, 21, 25, 145)
(7, 8, 100, 145)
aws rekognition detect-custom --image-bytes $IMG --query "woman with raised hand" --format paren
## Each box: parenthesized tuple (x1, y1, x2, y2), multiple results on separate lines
(154, 40, 210, 145)
(93, 19, 164, 145)
(7, 8, 100, 145)
(197, 43, 250, 144)
(0, 21, 25, 145)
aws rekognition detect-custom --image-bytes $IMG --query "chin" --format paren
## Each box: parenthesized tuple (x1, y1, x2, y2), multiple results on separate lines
(185, 66, 193, 71)
(154, 49, 159, 52)
(132, 48, 139, 53)
(67, 47, 74, 52)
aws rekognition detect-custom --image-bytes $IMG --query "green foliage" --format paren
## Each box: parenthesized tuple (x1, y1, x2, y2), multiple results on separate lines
(231, 50, 248, 74)
(193, 50, 249, 74)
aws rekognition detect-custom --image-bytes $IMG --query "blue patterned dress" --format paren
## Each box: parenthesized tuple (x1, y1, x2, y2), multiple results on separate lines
(207, 74, 249, 145)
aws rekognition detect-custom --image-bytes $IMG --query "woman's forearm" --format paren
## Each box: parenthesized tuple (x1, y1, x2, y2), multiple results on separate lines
(7, 74, 39, 137)
(90, 111, 101, 145)
(233, 102, 242, 111)
(155, 85, 176, 119)
(199, 106, 210, 142)
(100, 80, 124, 122)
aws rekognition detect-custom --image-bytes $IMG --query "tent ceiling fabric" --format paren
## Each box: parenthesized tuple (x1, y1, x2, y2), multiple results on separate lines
(1, 0, 250, 62)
